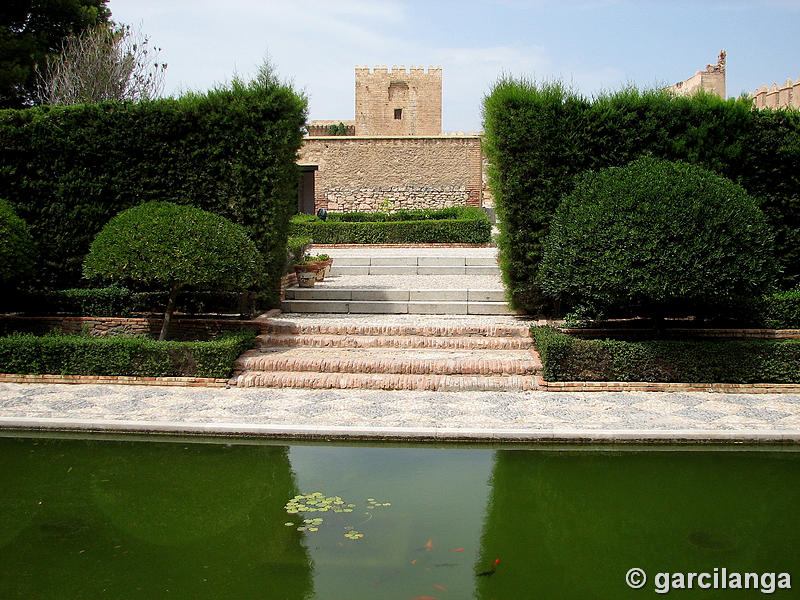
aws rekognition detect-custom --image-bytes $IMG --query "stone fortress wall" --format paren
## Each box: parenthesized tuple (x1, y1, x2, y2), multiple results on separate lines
(667, 49, 799, 111)
(751, 78, 800, 110)
(355, 65, 442, 136)
(667, 51, 727, 99)
(300, 66, 484, 214)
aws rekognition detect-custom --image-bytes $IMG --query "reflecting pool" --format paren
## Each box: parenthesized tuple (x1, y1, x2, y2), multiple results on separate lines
(0, 435, 798, 599)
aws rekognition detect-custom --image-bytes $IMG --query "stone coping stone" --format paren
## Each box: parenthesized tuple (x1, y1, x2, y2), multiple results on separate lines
(1, 417, 799, 444)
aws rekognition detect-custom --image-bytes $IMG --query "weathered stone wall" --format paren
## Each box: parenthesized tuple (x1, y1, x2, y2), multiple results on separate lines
(666, 50, 726, 99)
(298, 135, 483, 212)
(752, 77, 800, 110)
(355, 66, 442, 136)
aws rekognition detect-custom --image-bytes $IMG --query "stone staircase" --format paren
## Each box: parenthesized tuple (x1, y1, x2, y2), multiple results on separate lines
(230, 318, 541, 391)
(282, 248, 512, 315)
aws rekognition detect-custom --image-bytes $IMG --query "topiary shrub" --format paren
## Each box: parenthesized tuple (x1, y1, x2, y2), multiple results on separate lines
(537, 157, 777, 322)
(0, 198, 36, 286)
(84, 201, 263, 340)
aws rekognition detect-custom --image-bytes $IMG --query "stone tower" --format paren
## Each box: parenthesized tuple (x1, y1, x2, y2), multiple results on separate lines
(354, 65, 442, 136)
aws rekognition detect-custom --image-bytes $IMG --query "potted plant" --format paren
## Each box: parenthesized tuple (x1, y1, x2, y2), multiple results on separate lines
(316, 253, 333, 278)
(293, 260, 317, 288)
(304, 254, 328, 282)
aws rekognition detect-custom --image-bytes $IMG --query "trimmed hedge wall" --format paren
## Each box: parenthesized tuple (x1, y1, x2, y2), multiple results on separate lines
(0, 74, 307, 302)
(289, 207, 491, 244)
(532, 326, 800, 384)
(2, 286, 255, 317)
(483, 82, 800, 312)
(0, 330, 256, 378)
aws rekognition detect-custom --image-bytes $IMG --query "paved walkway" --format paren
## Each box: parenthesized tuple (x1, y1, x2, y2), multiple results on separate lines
(2, 383, 800, 442)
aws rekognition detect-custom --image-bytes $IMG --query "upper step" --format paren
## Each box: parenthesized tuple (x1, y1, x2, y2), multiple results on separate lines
(259, 332, 532, 349)
(330, 265, 500, 276)
(330, 256, 497, 266)
(263, 319, 532, 338)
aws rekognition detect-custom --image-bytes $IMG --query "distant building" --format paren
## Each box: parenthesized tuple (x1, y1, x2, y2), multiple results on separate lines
(299, 66, 485, 215)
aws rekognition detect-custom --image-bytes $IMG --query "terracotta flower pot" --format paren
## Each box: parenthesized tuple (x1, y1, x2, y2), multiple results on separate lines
(297, 271, 316, 287)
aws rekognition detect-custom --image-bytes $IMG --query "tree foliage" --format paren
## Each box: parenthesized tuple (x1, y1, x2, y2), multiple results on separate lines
(0, 0, 110, 107)
(0, 197, 36, 285)
(36, 22, 166, 105)
(84, 201, 263, 340)
(537, 157, 776, 320)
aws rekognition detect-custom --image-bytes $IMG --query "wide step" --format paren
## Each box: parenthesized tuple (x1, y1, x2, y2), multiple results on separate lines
(233, 371, 538, 391)
(235, 347, 540, 376)
(258, 333, 532, 349)
(281, 299, 513, 315)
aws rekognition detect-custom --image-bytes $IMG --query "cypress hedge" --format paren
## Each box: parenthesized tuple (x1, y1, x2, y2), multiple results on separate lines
(0, 69, 307, 303)
(532, 326, 800, 384)
(0, 330, 256, 379)
(482, 81, 800, 312)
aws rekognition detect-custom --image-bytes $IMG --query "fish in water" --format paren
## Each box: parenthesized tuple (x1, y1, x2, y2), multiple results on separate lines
(416, 538, 433, 551)
(434, 563, 458, 568)
(476, 558, 501, 577)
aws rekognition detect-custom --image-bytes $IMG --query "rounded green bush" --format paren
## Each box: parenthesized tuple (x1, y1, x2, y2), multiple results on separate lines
(84, 201, 263, 338)
(0, 198, 36, 285)
(537, 156, 777, 319)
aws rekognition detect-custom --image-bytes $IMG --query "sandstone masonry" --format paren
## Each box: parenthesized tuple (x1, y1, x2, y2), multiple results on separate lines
(300, 66, 486, 214)
(298, 135, 482, 213)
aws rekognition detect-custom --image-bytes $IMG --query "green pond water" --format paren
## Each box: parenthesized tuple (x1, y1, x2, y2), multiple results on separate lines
(0, 435, 798, 599)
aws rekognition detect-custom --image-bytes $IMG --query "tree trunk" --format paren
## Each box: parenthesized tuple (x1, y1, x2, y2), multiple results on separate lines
(159, 283, 183, 341)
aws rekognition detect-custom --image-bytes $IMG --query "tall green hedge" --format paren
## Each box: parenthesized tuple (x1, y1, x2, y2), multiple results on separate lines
(0, 71, 307, 303)
(482, 81, 800, 312)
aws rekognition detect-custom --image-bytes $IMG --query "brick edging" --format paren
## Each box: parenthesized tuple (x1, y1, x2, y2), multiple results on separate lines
(535, 377, 800, 393)
(0, 373, 228, 387)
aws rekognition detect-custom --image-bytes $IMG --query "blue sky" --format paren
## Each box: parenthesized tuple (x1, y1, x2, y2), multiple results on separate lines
(107, 0, 799, 132)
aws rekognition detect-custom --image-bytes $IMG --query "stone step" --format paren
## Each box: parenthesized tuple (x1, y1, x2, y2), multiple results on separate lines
(262, 321, 531, 338)
(232, 370, 539, 391)
(284, 288, 506, 302)
(258, 332, 532, 349)
(235, 347, 540, 376)
(327, 256, 498, 267)
(330, 265, 500, 276)
(281, 299, 513, 315)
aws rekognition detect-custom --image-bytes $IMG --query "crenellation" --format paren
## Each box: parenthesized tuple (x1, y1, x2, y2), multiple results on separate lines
(751, 77, 798, 110)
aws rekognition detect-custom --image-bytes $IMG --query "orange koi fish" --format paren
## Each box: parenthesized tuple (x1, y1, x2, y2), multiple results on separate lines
(434, 584, 448, 591)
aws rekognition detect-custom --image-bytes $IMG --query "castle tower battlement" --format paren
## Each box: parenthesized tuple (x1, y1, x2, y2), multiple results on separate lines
(355, 65, 442, 135)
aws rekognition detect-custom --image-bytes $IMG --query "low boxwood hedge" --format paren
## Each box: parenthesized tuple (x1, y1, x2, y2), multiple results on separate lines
(0, 329, 256, 379)
(289, 207, 491, 244)
(532, 326, 800, 384)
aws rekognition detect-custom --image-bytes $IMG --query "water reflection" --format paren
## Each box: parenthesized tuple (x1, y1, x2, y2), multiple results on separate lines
(475, 449, 800, 599)
(0, 437, 313, 599)
(1, 437, 799, 599)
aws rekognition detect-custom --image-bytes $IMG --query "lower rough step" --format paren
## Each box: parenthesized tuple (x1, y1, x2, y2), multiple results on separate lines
(235, 347, 541, 376)
(232, 371, 539, 391)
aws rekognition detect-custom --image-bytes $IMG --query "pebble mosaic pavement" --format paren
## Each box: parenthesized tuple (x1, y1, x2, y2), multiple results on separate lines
(2, 383, 800, 438)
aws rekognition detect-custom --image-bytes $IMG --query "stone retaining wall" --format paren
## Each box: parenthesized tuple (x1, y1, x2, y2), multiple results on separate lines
(299, 136, 483, 213)
(0, 316, 269, 340)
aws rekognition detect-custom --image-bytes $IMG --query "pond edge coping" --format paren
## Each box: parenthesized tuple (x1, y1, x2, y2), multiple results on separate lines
(0, 417, 799, 444)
